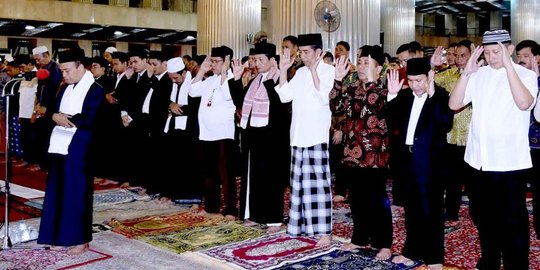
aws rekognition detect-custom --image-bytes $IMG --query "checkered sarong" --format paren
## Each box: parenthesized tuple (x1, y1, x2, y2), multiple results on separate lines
(287, 143, 332, 236)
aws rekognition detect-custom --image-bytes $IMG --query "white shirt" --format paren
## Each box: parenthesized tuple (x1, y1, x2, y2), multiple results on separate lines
(115, 72, 126, 89)
(142, 72, 166, 114)
(275, 63, 335, 147)
(534, 92, 540, 122)
(190, 71, 235, 141)
(18, 78, 38, 119)
(405, 92, 428, 145)
(464, 63, 538, 171)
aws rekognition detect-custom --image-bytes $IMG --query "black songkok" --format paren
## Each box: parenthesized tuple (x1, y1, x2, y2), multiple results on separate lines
(359, 45, 385, 66)
(58, 49, 85, 63)
(406, 58, 431, 76)
(298, 33, 323, 47)
(253, 43, 276, 58)
(211, 46, 233, 60)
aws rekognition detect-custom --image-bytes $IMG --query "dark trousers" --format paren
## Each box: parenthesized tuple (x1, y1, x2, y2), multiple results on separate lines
(468, 167, 530, 270)
(443, 144, 468, 220)
(200, 139, 237, 216)
(330, 142, 346, 197)
(530, 148, 540, 239)
(344, 167, 392, 249)
(19, 118, 38, 164)
(399, 151, 445, 265)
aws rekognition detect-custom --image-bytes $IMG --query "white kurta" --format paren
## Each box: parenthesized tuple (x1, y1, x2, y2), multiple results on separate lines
(463, 63, 538, 171)
(275, 62, 335, 147)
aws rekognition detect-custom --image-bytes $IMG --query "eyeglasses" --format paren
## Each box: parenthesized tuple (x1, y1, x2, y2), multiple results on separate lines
(210, 59, 223, 64)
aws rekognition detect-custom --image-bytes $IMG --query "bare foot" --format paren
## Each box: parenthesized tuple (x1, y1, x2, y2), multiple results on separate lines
(427, 263, 443, 270)
(190, 204, 200, 210)
(100, 179, 119, 185)
(392, 255, 414, 265)
(67, 243, 89, 255)
(315, 234, 332, 248)
(224, 214, 236, 221)
(333, 195, 345, 202)
(94, 177, 105, 184)
(159, 197, 173, 205)
(375, 248, 392, 260)
(266, 225, 284, 234)
(243, 220, 258, 227)
(119, 182, 130, 188)
(340, 242, 365, 251)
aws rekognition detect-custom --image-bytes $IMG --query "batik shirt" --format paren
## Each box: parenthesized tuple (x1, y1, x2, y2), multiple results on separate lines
(529, 76, 540, 149)
(330, 78, 390, 168)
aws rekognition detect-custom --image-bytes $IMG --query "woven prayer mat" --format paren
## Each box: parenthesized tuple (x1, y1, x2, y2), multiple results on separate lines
(72, 231, 219, 270)
(25, 188, 150, 211)
(93, 199, 190, 224)
(274, 248, 421, 270)
(109, 211, 221, 238)
(200, 233, 341, 270)
(138, 222, 265, 254)
(0, 243, 112, 270)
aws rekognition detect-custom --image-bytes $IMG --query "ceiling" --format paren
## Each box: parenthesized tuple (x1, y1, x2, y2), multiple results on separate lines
(0, 18, 197, 45)
(415, 0, 510, 15)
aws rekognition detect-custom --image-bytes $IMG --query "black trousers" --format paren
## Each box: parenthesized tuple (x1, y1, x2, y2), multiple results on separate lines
(19, 118, 38, 164)
(443, 144, 468, 220)
(468, 167, 529, 270)
(200, 139, 237, 216)
(399, 151, 445, 265)
(344, 167, 392, 249)
(530, 148, 540, 239)
(330, 142, 346, 197)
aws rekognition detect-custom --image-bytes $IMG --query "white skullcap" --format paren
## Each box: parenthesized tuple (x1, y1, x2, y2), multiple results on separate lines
(105, 47, 118, 53)
(166, 57, 185, 73)
(32, 46, 48, 55)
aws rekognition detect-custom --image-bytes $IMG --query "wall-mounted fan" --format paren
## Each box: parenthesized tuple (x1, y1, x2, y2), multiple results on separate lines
(314, 0, 341, 49)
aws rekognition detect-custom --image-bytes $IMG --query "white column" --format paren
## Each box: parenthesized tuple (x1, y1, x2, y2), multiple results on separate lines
(511, 0, 540, 44)
(270, 0, 380, 63)
(381, 0, 415, 56)
(197, 0, 261, 58)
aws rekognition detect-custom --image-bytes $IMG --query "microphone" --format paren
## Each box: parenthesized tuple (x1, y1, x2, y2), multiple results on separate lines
(36, 69, 49, 80)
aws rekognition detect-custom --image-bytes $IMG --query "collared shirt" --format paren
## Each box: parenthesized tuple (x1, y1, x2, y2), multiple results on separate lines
(115, 71, 126, 89)
(406, 92, 428, 145)
(275, 62, 335, 147)
(190, 70, 235, 141)
(464, 63, 538, 171)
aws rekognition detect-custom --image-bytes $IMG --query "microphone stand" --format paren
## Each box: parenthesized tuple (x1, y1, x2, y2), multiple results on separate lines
(0, 77, 48, 251)
(0, 77, 21, 249)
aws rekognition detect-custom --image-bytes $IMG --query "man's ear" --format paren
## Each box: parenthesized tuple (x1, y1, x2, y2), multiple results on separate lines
(376, 65, 383, 74)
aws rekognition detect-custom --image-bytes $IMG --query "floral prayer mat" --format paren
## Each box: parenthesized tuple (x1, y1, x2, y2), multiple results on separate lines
(200, 233, 340, 270)
(24, 188, 150, 211)
(138, 222, 265, 254)
(273, 249, 421, 270)
(109, 211, 221, 238)
(0, 244, 111, 270)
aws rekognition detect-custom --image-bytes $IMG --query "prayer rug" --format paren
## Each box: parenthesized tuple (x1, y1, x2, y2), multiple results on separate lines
(138, 222, 265, 254)
(24, 188, 150, 210)
(274, 249, 421, 270)
(109, 211, 221, 238)
(71, 231, 219, 270)
(93, 199, 190, 224)
(200, 233, 340, 269)
(0, 243, 111, 270)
